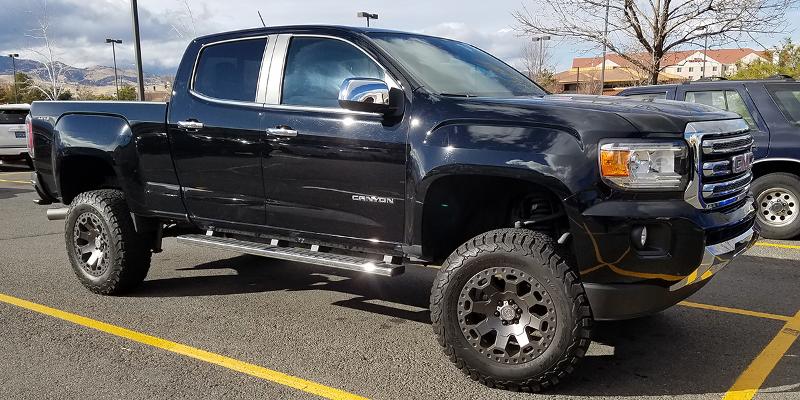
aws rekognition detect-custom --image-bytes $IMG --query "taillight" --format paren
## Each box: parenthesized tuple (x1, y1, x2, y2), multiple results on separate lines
(25, 114, 34, 159)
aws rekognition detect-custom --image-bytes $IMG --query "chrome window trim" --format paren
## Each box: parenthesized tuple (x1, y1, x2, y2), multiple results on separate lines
(189, 35, 270, 107)
(267, 33, 401, 114)
(753, 157, 800, 165)
(255, 36, 278, 104)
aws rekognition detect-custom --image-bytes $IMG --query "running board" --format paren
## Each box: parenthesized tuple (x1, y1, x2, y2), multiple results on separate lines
(176, 234, 404, 277)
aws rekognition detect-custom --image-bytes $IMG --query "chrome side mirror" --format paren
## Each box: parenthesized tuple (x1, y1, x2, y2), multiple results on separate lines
(338, 78, 391, 113)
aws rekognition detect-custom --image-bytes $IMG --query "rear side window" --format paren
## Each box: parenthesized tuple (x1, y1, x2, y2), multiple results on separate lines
(192, 38, 267, 102)
(281, 37, 385, 108)
(685, 90, 757, 129)
(624, 92, 667, 101)
(766, 84, 800, 126)
(0, 110, 28, 125)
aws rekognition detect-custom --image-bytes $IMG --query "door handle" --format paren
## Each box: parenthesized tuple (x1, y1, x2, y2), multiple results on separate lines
(266, 126, 298, 137)
(177, 120, 204, 130)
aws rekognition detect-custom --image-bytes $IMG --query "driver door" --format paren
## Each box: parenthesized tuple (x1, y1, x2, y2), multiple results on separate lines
(260, 35, 407, 247)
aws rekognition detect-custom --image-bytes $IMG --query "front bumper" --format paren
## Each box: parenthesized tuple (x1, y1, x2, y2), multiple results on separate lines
(573, 197, 757, 320)
(585, 226, 758, 320)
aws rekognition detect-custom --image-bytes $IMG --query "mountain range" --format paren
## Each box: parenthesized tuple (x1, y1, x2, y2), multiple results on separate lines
(0, 56, 170, 88)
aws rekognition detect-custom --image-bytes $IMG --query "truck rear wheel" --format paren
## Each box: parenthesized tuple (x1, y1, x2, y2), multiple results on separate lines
(65, 189, 152, 295)
(752, 173, 800, 239)
(430, 229, 592, 392)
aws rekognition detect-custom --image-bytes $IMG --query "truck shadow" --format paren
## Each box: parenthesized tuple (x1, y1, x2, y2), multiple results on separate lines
(132, 254, 797, 397)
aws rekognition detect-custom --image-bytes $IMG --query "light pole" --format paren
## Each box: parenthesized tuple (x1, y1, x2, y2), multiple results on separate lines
(531, 36, 551, 78)
(357, 12, 378, 27)
(700, 26, 709, 79)
(105, 39, 122, 99)
(8, 54, 19, 103)
(130, 0, 146, 101)
(599, 0, 610, 94)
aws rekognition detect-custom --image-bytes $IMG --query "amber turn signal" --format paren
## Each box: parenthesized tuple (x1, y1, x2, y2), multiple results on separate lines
(600, 149, 630, 177)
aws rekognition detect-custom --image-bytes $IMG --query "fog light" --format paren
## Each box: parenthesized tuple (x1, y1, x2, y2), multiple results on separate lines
(632, 226, 648, 249)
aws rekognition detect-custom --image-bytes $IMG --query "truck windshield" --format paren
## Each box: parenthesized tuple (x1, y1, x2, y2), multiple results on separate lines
(767, 84, 800, 126)
(369, 33, 546, 98)
(0, 110, 28, 125)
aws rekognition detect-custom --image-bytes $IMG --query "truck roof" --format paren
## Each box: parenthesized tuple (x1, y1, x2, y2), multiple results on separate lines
(194, 24, 441, 42)
(0, 104, 31, 110)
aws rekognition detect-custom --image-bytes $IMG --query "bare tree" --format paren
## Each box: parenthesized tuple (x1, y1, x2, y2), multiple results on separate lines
(25, 0, 69, 100)
(514, 0, 799, 84)
(522, 41, 553, 81)
(169, 0, 198, 38)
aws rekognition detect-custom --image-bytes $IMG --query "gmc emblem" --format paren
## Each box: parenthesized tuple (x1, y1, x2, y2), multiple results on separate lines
(731, 152, 754, 174)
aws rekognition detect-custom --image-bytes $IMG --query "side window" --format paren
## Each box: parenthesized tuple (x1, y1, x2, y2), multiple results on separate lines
(766, 85, 800, 126)
(685, 90, 757, 129)
(193, 38, 267, 102)
(624, 92, 667, 101)
(281, 37, 385, 108)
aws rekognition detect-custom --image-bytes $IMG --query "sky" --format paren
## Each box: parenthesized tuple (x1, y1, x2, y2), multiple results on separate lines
(1, 0, 799, 77)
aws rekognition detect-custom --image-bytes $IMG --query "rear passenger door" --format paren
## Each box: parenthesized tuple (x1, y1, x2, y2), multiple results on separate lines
(678, 85, 769, 158)
(168, 36, 269, 226)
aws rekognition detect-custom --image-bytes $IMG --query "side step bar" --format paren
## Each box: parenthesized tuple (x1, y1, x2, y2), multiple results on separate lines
(176, 234, 404, 277)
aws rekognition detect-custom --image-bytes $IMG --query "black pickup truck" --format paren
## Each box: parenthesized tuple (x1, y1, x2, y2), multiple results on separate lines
(27, 26, 757, 392)
(619, 77, 800, 239)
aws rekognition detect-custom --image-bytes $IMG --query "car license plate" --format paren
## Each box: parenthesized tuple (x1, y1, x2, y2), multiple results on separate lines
(13, 131, 25, 139)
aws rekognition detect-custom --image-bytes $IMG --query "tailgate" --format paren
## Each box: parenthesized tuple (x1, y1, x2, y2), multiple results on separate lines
(0, 123, 27, 148)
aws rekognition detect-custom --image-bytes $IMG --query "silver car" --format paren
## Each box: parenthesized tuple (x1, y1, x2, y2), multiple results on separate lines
(0, 104, 31, 167)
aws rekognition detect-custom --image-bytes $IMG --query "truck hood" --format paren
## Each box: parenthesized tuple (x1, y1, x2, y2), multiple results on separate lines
(462, 94, 741, 133)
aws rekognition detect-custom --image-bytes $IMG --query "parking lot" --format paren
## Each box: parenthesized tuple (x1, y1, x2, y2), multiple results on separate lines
(0, 165, 798, 400)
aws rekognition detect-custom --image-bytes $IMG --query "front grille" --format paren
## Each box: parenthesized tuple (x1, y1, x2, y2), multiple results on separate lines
(694, 130, 754, 210)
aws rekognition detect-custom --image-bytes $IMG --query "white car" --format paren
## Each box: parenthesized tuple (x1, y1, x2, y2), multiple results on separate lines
(0, 104, 31, 167)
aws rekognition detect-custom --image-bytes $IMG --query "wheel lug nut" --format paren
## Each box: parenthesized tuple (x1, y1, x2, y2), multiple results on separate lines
(494, 311, 500, 317)
(508, 300, 514, 305)
(502, 321, 508, 325)
(516, 309, 522, 314)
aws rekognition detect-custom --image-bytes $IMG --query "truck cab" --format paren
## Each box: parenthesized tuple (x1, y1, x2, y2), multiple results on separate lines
(619, 77, 800, 238)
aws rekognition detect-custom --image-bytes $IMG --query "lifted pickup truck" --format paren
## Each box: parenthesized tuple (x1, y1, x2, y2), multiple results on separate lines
(28, 26, 757, 392)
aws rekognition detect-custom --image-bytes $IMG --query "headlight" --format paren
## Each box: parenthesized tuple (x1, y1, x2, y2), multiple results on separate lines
(599, 141, 689, 190)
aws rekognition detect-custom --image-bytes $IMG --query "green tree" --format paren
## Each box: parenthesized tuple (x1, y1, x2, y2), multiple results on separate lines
(729, 39, 800, 80)
(117, 85, 137, 101)
(13, 73, 48, 104)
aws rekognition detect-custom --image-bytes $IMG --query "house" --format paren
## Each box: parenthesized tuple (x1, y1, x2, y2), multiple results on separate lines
(556, 48, 770, 94)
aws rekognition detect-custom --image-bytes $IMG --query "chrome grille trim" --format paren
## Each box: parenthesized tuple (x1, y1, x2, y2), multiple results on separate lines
(702, 172, 752, 198)
(702, 134, 753, 154)
(684, 119, 753, 210)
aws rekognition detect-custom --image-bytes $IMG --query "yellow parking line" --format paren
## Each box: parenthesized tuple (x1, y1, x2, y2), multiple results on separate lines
(0, 293, 368, 400)
(679, 301, 793, 322)
(0, 179, 30, 184)
(754, 242, 800, 250)
(722, 310, 800, 400)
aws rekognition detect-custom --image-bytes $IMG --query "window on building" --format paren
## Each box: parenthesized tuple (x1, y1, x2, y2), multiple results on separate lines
(677, 67, 682, 72)
(713, 66, 718, 72)
(688, 76, 693, 80)
(722, 65, 728, 71)
(192, 38, 267, 102)
(700, 67, 704, 72)
(685, 90, 757, 129)
(688, 67, 694, 72)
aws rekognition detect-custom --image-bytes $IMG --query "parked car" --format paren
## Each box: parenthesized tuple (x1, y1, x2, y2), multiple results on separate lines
(618, 77, 800, 239)
(27, 26, 757, 392)
(0, 104, 31, 167)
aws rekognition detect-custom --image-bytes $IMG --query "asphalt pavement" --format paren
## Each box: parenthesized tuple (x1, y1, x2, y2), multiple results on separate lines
(0, 165, 798, 400)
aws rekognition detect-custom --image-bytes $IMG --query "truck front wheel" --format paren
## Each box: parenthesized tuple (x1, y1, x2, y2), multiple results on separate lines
(430, 229, 592, 392)
(752, 173, 800, 239)
(65, 189, 152, 295)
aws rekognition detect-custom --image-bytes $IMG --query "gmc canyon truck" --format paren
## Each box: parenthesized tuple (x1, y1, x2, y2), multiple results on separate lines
(28, 26, 757, 392)
(619, 77, 800, 239)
